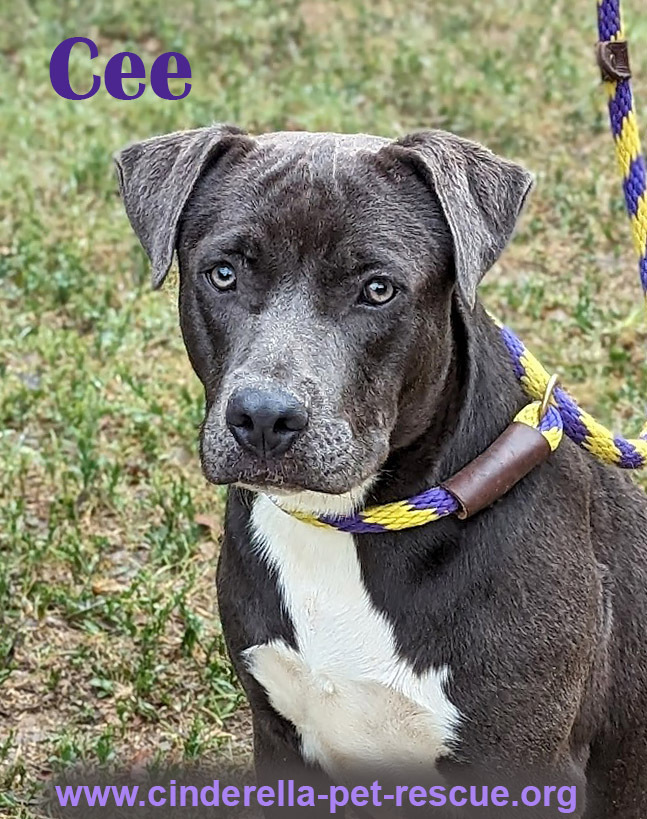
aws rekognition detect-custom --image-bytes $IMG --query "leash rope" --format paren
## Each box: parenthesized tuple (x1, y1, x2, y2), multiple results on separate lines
(598, 0, 647, 292)
(274, 1, 647, 534)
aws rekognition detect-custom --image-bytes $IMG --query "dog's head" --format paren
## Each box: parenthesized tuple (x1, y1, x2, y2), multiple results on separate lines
(115, 126, 531, 495)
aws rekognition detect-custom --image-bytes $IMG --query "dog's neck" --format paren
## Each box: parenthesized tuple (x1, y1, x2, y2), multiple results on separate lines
(368, 302, 527, 507)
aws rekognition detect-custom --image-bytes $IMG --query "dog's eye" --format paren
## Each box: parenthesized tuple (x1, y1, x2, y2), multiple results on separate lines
(206, 263, 237, 292)
(361, 277, 396, 306)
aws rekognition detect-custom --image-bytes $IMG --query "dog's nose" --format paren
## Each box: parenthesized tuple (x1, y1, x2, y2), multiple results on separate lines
(226, 388, 309, 459)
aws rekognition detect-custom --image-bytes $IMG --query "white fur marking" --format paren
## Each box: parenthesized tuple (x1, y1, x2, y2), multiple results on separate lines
(244, 492, 460, 778)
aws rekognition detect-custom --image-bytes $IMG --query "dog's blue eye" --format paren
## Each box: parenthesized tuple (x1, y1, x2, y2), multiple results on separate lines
(362, 277, 396, 306)
(207, 263, 237, 292)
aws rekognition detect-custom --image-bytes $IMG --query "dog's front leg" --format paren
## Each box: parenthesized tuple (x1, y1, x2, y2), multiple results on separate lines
(431, 753, 588, 819)
(250, 697, 347, 819)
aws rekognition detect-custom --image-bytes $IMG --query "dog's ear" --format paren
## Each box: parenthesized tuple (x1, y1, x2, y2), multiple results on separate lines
(114, 124, 251, 288)
(384, 130, 533, 309)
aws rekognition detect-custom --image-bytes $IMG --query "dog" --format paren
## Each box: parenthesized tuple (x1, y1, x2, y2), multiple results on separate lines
(115, 125, 647, 817)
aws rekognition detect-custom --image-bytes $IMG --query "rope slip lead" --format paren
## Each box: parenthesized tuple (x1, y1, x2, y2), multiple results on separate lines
(275, 1, 647, 534)
(597, 0, 647, 294)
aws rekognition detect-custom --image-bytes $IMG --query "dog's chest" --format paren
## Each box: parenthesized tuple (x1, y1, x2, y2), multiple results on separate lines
(244, 495, 460, 777)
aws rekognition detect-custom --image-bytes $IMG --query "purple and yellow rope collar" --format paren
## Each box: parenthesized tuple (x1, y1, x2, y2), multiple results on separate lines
(274, 2, 647, 535)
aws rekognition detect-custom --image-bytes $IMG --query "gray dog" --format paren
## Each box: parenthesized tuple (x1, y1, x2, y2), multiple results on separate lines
(116, 126, 647, 817)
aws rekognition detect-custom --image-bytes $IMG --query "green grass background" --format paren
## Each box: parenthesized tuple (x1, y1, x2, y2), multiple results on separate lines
(1, 0, 647, 815)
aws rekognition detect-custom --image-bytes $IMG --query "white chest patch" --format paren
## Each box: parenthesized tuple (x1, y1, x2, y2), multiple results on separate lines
(244, 493, 461, 779)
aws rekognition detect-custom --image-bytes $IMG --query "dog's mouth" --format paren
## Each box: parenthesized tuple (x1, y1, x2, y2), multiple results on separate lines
(199, 444, 382, 498)
(201, 461, 367, 496)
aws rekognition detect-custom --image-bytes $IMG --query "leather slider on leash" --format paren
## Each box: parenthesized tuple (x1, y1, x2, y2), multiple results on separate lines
(441, 421, 552, 520)
(596, 40, 632, 82)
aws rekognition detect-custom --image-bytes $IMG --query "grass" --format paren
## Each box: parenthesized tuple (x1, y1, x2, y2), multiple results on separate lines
(1, 0, 647, 815)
